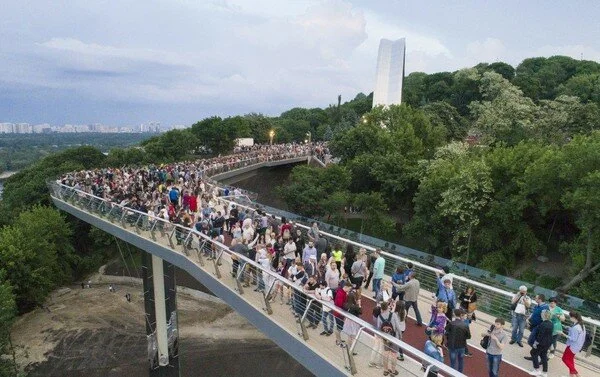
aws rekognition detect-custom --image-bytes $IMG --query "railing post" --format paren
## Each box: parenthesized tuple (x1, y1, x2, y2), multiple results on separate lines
(587, 324, 596, 357)
(298, 298, 313, 341)
(342, 339, 358, 375)
(262, 280, 275, 315)
(167, 228, 176, 249)
(235, 261, 246, 295)
(182, 231, 193, 255)
(134, 214, 143, 234)
(213, 249, 223, 279)
(149, 220, 158, 241)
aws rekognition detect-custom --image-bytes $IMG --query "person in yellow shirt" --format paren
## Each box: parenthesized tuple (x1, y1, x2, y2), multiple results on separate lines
(331, 244, 343, 275)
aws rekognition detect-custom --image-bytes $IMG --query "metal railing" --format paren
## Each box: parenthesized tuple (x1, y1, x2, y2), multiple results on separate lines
(49, 181, 466, 377)
(198, 158, 600, 364)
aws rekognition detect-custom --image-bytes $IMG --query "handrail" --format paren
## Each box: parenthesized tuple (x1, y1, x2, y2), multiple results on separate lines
(50, 181, 467, 377)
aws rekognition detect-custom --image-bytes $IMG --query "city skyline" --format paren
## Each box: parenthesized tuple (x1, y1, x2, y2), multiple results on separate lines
(1, 1, 599, 126)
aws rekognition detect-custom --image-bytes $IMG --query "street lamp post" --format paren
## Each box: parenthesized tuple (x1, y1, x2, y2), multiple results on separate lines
(269, 130, 275, 145)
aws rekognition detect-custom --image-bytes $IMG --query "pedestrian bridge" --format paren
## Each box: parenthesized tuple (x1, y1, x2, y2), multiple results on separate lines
(49, 155, 600, 377)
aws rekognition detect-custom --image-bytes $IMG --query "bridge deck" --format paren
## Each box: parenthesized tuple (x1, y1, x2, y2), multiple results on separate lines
(49, 177, 600, 377)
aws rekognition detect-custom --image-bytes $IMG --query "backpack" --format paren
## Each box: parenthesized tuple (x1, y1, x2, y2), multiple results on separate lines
(379, 313, 395, 337)
(581, 326, 592, 353)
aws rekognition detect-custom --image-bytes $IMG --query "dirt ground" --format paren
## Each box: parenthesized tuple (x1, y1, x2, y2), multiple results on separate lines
(11, 280, 313, 377)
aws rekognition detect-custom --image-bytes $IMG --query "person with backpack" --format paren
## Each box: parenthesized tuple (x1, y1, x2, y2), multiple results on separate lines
(369, 301, 392, 369)
(315, 280, 334, 336)
(562, 311, 586, 377)
(379, 305, 399, 376)
(391, 300, 406, 362)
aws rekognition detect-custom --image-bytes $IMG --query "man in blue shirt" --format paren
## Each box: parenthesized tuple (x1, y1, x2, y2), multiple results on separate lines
(527, 294, 549, 348)
(435, 270, 457, 320)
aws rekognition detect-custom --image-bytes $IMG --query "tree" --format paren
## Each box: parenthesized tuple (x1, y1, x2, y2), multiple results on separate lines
(450, 68, 481, 115)
(558, 73, 600, 104)
(403, 72, 428, 107)
(352, 192, 395, 238)
(0, 270, 17, 377)
(559, 171, 600, 291)
(276, 165, 351, 219)
(437, 159, 493, 266)
(486, 62, 515, 80)
(189, 116, 237, 155)
(422, 101, 468, 141)
(470, 72, 537, 145)
(0, 146, 106, 223)
(0, 206, 74, 312)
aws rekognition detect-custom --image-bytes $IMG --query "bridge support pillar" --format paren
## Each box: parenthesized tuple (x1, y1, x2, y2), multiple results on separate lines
(142, 251, 180, 377)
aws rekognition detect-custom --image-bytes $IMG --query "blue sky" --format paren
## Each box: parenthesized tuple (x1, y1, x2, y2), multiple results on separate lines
(1, 0, 599, 126)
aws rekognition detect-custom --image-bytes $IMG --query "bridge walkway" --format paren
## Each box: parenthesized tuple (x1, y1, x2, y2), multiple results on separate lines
(50, 183, 465, 377)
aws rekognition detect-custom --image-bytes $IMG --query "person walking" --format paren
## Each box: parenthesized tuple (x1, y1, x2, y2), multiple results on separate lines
(446, 309, 471, 373)
(350, 248, 367, 289)
(548, 297, 566, 358)
(562, 311, 586, 377)
(527, 294, 549, 350)
(528, 310, 553, 377)
(372, 249, 385, 299)
(509, 285, 532, 347)
(393, 271, 423, 326)
(484, 318, 507, 377)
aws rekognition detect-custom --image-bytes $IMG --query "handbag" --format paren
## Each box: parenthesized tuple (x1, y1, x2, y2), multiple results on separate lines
(467, 302, 477, 313)
(480, 324, 495, 349)
(480, 334, 490, 349)
(515, 302, 527, 315)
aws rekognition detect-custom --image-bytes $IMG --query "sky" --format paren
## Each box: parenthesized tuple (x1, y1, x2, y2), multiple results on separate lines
(1, 0, 599, 126)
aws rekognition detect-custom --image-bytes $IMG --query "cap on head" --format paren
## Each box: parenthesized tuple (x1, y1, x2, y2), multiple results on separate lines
(519, 285, 527, 292)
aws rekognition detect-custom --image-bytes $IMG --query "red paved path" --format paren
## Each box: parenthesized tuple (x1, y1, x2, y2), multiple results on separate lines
(359, 297, 529, 377)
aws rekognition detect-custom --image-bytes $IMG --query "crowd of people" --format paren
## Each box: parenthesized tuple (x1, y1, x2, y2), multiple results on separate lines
(58, 142, 591, 377)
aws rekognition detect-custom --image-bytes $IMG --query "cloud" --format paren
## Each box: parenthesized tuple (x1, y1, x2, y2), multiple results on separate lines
(465, 38, 507, 63)
(39, 37, 193, 70)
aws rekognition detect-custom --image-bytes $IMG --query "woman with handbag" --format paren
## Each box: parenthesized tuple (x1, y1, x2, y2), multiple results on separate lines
(482, 318, 507, 377)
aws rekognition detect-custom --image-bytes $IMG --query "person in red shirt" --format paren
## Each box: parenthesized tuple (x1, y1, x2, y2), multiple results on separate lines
(188, 190, 198, 213)
(334, 281, 352, 347)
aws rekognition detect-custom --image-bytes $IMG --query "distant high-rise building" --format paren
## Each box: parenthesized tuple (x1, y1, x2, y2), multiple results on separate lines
(372, 38, 406, 108)
(0, 123, 14, 133)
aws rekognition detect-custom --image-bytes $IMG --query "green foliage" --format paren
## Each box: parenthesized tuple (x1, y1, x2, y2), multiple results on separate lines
(0, 270, 17, 377)
(276, 165, 351, 218)
(0, 206, 74, 312)
(0, 132, 154, 172)
(470, 72, 537, 145)
(142, 128, 199, 161)
(0, 146, 106, 222)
